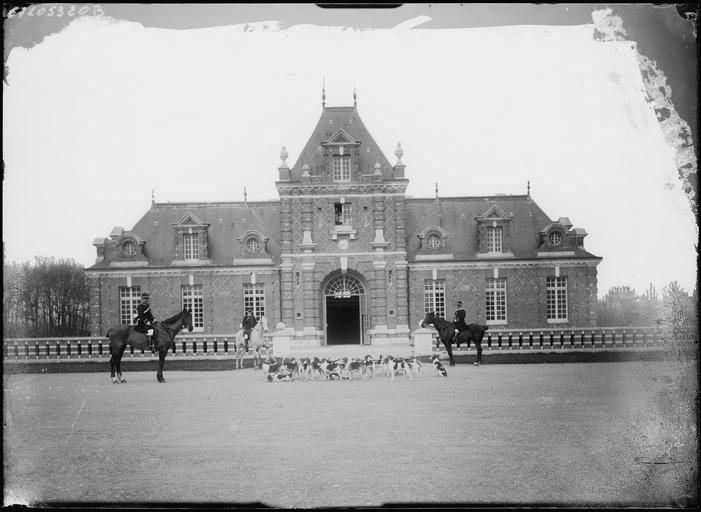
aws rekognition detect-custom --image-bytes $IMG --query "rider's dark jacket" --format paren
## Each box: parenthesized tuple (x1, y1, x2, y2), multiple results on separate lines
(135, 303, 155, 333)
(241, 314, 258, 332)
(453, 308, 468, 332)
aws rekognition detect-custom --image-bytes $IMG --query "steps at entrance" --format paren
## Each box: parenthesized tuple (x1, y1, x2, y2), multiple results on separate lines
(288, 343, 416, 358)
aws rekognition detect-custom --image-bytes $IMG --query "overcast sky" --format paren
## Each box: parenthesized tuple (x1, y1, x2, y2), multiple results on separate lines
(3, 10, 697, 298)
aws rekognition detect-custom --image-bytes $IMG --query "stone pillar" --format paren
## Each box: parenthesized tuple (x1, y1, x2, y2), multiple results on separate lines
(271, 324, 292, 357)
(395, 197, 407, 251)
(413, 327, 434, 356)
(87, 275, 102, 337)
(280, 199, 292, 253)
(370, 259, 387, 332)
(280, 259, 295, 327)
(302, 261, 318, 329)
(395, 260, 409, 328)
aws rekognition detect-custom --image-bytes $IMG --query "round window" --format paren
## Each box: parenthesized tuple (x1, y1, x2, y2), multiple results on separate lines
(122, 240, 136, 256)
(246, 237, 260, 254)
(549, 231, 562, 246)
(427, 234, 441, 249)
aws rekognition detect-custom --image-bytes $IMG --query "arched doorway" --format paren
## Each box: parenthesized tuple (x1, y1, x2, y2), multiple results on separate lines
(323, 273, 367, 345)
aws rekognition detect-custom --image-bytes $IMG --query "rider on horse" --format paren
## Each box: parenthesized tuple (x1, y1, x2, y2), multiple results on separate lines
(134, 292, 157, 350)
(453, 300, 468, 342)
(240, 309, 258, 352)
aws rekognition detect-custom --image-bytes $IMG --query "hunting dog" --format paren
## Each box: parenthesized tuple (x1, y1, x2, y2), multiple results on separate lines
(404, 355, 423, 377)
(432, 355, 448, 377)
(261, 356, 283, 379)
(387, 356, 413, 382)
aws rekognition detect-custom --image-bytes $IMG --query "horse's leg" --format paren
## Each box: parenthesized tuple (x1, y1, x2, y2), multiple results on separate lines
(444, 339, 455, 366)
(156, 348, 168, 383)
(110, 346, 119, 383)
(475, 339, 482, 366)
(115, 345, 128, 383)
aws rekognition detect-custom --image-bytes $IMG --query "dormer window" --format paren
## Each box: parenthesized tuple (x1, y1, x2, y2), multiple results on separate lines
(333, 155, 351, 182)
(122, 240, 137, 257)
(427, 234, 441, 249)
(183, 233, 199, 261)
(549, 231, 562, 246)
(246, 237, 261, 254)
(487, 226, 503, 253)
(171, 213, 211, 265)
(475, 205, 514, 258)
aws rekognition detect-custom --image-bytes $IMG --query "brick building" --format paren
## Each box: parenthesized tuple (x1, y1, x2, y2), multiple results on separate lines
(86, 97, 601, 347)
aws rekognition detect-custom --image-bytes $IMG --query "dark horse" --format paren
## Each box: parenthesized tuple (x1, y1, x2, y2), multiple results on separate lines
(106, 307, 193, 383)
(421, 312, 488, 367)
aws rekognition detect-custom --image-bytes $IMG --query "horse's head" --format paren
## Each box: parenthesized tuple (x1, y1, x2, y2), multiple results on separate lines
(421, 311, 436, 328)
(182, 307, 194, 332)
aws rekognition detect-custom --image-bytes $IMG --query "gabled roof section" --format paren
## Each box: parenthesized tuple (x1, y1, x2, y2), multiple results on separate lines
(323, 128, 359, 146)
(475, 204, 514, 221)
(88, 201, 282, 269)
(406, 195, 600, 260)
(290, 105, 394, 180)
(171, 213, 209, 227)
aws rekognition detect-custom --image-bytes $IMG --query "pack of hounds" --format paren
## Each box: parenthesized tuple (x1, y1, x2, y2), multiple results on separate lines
(261, 354, 448, 382)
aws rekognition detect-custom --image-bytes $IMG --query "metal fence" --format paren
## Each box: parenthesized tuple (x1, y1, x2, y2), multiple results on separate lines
(2, 326, 695, 361)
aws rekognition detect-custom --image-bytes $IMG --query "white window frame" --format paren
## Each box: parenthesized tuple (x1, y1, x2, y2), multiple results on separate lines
(485, 277, 507, 325)
(243, 283, 265, 319)
(333, 155, 351, 182)
(427, 233, 441, 249)
(424, 280, 446, 319)
(546, 276, 568, 323)
(246, 237, 260, 254)
(183, 233, 199, 261)
(119, 286, 141, 325)
(182, 284, 204, 332)
(122, 240, 137, 257)
(487, 226, 503, 253)
(341, 203, 352, 226)
(549, 231, 562, 246)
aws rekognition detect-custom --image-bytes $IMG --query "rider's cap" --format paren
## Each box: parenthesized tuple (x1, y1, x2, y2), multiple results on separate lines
(141, 293, 150, 299)
(457, 300, 462, 306)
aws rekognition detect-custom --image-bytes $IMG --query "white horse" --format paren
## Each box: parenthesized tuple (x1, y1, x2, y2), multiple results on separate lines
(249, 323, 266, 369)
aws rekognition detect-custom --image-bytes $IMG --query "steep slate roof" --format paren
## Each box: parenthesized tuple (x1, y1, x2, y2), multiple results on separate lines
(405, 195, 599, 260)
(89, 201, 282, 268)
(290, 106, 394, 180)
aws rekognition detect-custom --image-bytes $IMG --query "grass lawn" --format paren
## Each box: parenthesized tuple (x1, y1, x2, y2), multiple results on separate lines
(3, 360, 698, 507)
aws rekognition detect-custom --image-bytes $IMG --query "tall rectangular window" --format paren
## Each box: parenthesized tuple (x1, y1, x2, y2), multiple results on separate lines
(183, 233, 198, 261)
(333, 155, 351, 182)
(182, 284, 204, 332)
(119, 286, 141, 325)
(243, 283, 265, 318)
(547, 276, 568, 322)
(487, 226, 503, 253)
(424, 280, 446, 319)
(485, 277, 507, 323)
(334, 203, 353, 226)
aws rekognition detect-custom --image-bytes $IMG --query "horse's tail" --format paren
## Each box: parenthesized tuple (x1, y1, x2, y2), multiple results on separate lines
(483, 325, 489, 331)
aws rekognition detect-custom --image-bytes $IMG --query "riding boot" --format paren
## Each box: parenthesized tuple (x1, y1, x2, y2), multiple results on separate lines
(147, 335, 153, 351)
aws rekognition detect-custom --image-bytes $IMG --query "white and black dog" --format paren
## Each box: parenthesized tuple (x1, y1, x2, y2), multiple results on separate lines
(432, 355, 448, 377)
(387, 356, 413, 382)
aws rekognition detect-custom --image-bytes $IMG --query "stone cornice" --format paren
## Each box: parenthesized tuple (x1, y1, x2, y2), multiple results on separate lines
(85, 267, 277, 278)
(408, 258, 601, 270)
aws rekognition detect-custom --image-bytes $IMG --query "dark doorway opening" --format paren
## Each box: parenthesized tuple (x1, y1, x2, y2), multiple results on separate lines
(326, 295, 360, 345)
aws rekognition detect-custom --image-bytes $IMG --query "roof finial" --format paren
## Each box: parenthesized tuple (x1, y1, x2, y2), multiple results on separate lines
(435, 182, 439, 199)
(322, 77, 326, 108)
(151, 188, 155, 204)
(527, 180, 531, 197)
(353, 84, 357, 107)
(244, 185, 248, 204)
